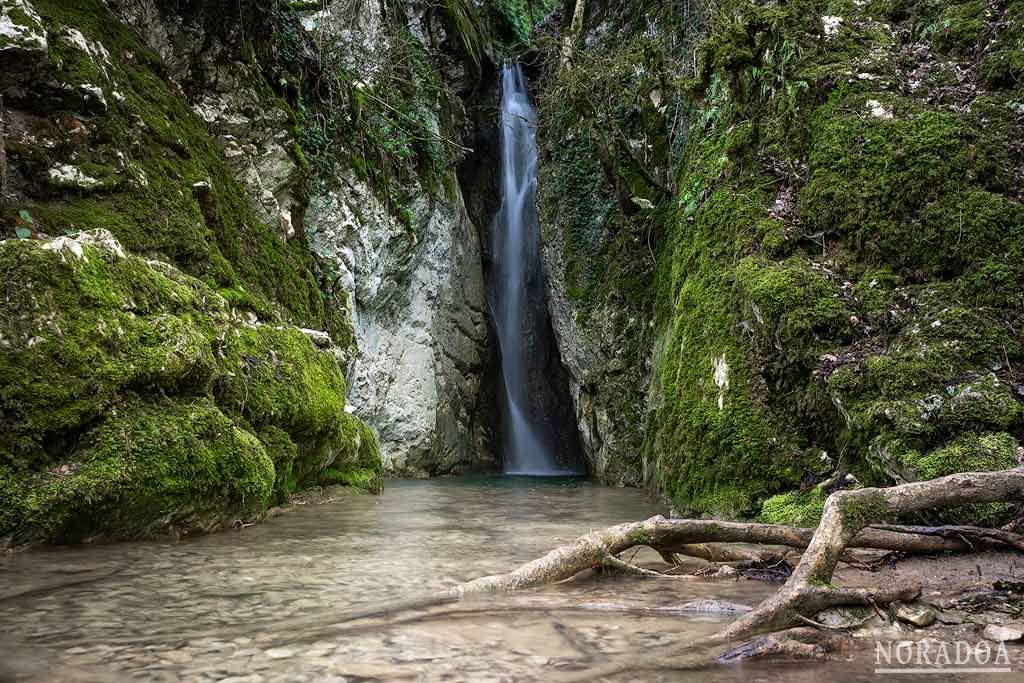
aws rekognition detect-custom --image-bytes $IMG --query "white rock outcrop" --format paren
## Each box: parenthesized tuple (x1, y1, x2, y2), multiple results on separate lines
(307, 174, 491, 475)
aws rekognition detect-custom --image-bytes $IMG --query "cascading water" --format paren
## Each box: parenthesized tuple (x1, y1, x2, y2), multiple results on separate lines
(492, 62, 579, 476)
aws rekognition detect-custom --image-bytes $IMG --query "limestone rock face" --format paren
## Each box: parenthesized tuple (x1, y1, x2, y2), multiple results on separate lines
(541, 221, 644, 486)
(107, 0, 496, 476)
(109, 0, 302, 239)
(307, 174, 492, 476)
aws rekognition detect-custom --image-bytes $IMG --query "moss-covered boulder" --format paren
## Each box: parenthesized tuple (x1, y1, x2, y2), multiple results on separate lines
(0, 397, 274, 546)
(0, 230, 225, 468)
(0, 231, 381, 547)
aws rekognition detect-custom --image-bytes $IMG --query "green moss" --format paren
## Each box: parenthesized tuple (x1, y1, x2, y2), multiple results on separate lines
(0, 233, 380, 543)
(937, 375, 1023, 432)
(927, 0, 990, 53)
(0, 398, 274, 545)
(212, 324, 384, 498)
(735, 255, 851, 357)
(0, 236, 222, 468)
(853, 268, 900, 316)
(759, 487, 827, 526)
(16, 0, 351, 344)
(898, 432, 1019, 522)
(801, 100, 1018, 276)
(838, 490, 891, 529)
(902, 432, 1018, 481)
(215, 325, 347, 438)
(535, 0, 1023, 522)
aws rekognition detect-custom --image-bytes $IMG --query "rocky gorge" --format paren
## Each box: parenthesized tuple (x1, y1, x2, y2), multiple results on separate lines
(1, 0, 1023, 548)
(3, 0, 1024, 679)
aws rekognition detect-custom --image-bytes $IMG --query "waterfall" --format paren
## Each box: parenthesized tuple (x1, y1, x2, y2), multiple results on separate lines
(492, 62, 577, 476)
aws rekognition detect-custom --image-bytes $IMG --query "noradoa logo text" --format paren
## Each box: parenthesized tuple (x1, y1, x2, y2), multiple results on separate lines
(875, 640, 1015, 674)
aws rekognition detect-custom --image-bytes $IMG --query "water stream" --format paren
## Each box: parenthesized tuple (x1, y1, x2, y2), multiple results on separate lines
(0, 478, 1005, 682)
(492, 63, 577, 476)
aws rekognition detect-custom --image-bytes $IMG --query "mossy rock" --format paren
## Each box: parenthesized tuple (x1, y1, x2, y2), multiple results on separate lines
(801, 99, 1020, 277)
(901, 432, 1019, 482)
(980, 1, 1024, 88)
(215, 325, 348, 440)
(0, 231, 381, 544)
(894, 432, 1020, 523)
(317, 416, 384, 494)
(0, 397, 274, 546)
(0, 231, 225, 468)
(759, 487, 828, 527)
(3, 0, 353, 347)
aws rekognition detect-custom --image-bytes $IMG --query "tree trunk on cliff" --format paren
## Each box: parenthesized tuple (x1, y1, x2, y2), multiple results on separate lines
(560, 0, 587, 70)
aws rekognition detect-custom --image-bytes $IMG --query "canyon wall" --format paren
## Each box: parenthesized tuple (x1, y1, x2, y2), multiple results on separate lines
(536, 0, 1024, 521)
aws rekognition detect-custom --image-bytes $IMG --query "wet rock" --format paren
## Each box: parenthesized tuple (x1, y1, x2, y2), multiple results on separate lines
(306, 173, 491, 476)
(815, 605, 878, 629)
(935, 609, 969, 625)
(895, 602, 938, 628)
(983, 624, 1024, 642)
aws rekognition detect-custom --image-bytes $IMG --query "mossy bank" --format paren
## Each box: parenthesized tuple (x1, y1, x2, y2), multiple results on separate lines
(0, 0, 384, 548)
(0, 231, 381, 547)
(536, 0, 1024, 521)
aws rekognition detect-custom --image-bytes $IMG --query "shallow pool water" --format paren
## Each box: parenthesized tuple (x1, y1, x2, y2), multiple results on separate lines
(1, 477, 1016, 681)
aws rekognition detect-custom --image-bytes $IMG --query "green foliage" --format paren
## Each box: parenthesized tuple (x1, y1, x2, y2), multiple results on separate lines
(492, 0, 541, 44)
(269, 1, 450, 218)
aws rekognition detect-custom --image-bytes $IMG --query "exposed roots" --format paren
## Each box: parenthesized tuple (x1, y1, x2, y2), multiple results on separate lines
(715, 469, 1024, 642)
(453, 468, 1024, 657)
(717, 627, 852, 663)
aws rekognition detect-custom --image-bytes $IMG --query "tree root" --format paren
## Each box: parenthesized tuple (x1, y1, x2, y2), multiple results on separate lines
(717, 627, 852, 663)
(453, 500, 1024, 597)
(452, 468, 1024, 660)
(716, 468, 1024, 642)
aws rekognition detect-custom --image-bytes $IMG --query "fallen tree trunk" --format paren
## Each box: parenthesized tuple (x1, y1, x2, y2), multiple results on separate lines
(461, 468, 1024, 682)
